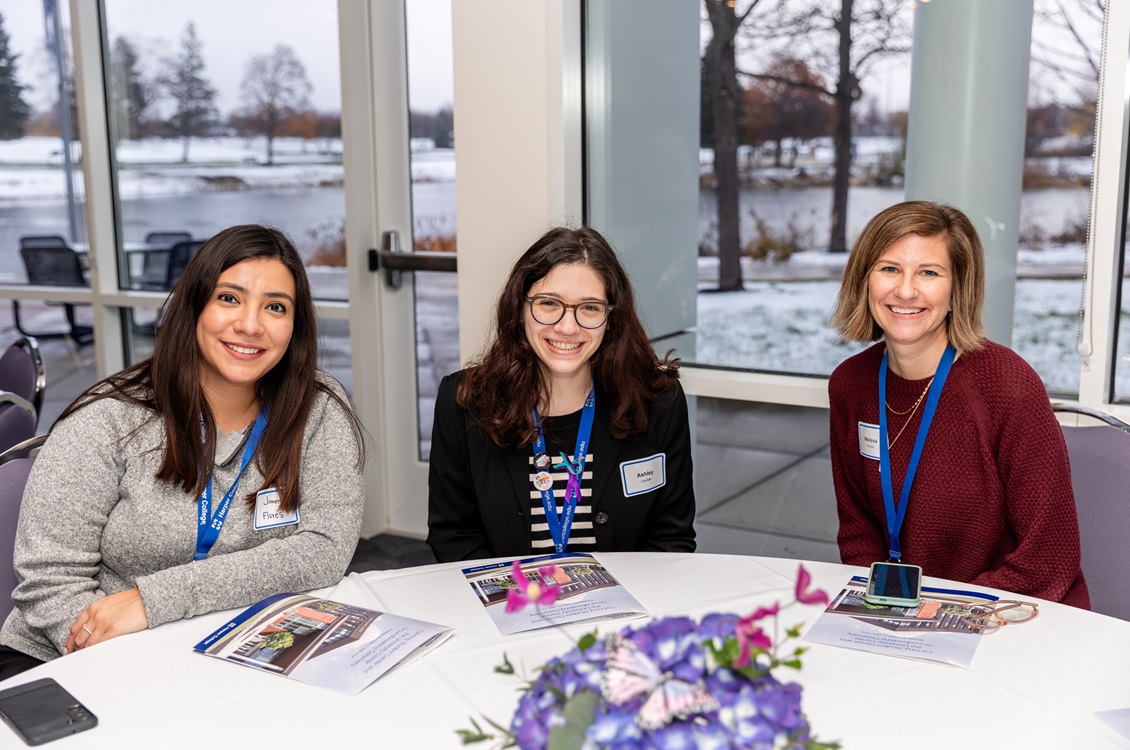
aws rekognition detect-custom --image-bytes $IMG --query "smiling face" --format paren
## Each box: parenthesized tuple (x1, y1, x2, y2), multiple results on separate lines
(867, 233, 953, 362)
(523, 263, 608, 389)
(196, 258, 296, 404)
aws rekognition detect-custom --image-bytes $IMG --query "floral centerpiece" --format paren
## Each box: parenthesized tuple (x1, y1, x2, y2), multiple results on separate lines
(460, 562, 839, 750)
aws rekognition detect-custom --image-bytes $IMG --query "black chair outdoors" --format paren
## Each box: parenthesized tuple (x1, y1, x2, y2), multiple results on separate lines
(1054, 403, 1130, 621)
(0, 337, 45, 431)
(133, 231, 194, 291)
(165, 240, 205, 290)
(14, 237, 95, 348)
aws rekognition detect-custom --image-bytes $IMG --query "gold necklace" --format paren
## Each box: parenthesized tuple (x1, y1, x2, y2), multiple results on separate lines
(885, 376, 934, 415)
(886, 380, 932, 451)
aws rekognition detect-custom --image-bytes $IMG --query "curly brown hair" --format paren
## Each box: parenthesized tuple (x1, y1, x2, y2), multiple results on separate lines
(457, 226, 679, 448)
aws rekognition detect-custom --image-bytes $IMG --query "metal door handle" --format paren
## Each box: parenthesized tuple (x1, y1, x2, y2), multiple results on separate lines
(368, 230, 457, 290)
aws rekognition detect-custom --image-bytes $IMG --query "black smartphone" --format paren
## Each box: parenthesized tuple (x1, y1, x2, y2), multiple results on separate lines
(0, 678, 98, 746)
(864, 561, 923, 607)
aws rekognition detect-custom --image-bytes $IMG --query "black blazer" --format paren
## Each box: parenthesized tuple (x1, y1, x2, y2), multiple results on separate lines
(427, 371, 696, 562)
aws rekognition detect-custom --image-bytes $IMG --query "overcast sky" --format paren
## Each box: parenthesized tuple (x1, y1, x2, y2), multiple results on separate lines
(0, 1, 1097, 121)
(0, 0, 455, 114)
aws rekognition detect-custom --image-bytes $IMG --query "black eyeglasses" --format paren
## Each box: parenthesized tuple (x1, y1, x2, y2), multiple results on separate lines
(526, 296, 613, 329)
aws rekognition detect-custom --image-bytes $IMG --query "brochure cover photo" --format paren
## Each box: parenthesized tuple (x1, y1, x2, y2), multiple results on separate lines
(194, 592, 452, 695)
(462, 552, 647, 636)
(802, 576, 999, 668)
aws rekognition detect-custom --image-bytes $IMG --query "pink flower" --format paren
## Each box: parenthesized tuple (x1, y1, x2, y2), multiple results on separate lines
(505, 561, 562, 613)
(735, 611, 773, 668)
(795, 564, 830, 606)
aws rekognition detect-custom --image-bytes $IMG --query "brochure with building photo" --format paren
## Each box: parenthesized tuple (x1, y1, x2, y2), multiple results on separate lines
(194, 592, 452, 695)
(463, 552, 647, 636)
(802, 576, 999, 668)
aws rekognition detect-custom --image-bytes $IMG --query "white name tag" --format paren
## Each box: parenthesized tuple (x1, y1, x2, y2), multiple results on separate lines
(858, 422, 880, 460)
(620, 453, 666, 497)
(253, 488, 299, 530)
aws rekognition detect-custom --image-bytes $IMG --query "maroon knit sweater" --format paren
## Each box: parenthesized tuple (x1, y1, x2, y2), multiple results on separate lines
(829, 340, 1089, 609)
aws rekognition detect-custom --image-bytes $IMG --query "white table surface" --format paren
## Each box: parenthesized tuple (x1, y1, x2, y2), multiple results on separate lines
(7, 553, 1129, 749)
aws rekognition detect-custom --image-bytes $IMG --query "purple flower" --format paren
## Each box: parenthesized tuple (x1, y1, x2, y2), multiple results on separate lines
(507, 614, 826, 750)
(795, 564, 830, 606)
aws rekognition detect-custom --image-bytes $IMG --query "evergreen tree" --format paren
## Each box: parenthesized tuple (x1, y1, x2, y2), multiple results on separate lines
(111, 36, 152, 142)
(0, 12, 30, 140)
(160, 22, 217, 162)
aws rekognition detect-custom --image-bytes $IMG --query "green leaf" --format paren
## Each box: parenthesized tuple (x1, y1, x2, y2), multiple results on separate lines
(785, 624, 803, 638)
(495, 653, 515, 674)
(577, 632, 597, 652)
(455, 716, 491, 744)
(547, 691, 599, 750)
(782, 658, 803, 669)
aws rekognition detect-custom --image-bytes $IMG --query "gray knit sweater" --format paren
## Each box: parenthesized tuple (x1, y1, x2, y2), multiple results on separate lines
(0, 373, 365, 662)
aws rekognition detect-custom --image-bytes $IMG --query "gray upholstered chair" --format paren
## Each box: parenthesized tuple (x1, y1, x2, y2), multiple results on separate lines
(0, 337, 45, 430)
(1054, 404, 1130, 621)
(0, 393, 36, 456)
(0, 451, 36, 624)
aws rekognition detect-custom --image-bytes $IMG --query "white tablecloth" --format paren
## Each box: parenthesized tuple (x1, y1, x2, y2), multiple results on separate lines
(7, 553, 1129, 749)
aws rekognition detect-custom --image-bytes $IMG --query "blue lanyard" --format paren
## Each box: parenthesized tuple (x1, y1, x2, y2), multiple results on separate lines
(195, 408, 268, 561)
(878, 345, 955, 562)
(531, 386, 595, 555)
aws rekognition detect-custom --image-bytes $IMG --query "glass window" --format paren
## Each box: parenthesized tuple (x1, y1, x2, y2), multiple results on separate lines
(1012, 0, 1102, 398)
(101, 0, 351, 381)
(696, 1, 912, 375)
(406, 0, 458, 460)
(0, 1, 97, 421)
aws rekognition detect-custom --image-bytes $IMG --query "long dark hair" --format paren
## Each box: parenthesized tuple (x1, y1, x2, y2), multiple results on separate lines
(458, 225, 679, 447)
(56, 224, 364, 513)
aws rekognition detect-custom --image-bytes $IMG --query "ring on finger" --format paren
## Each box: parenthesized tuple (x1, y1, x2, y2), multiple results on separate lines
(82, 625, 93, 636)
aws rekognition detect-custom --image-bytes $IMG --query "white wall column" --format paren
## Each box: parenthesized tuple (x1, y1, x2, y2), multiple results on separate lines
(451, 0, 583, 362)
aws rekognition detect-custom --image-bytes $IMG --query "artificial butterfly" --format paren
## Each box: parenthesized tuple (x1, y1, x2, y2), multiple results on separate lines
(601, 633, 719, 731)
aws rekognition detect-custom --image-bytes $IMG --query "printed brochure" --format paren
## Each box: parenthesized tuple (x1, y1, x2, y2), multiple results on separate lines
(802, 576, 999, 668)
(194, 586, 452, 695)
(463, 552, 647, 636)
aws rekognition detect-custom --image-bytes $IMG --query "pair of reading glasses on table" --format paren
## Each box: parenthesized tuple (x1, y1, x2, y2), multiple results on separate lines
(955, 600, 1040, 634)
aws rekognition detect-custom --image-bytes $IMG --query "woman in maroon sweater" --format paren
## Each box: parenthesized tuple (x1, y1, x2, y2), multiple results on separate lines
(829, 201, 1088, 608)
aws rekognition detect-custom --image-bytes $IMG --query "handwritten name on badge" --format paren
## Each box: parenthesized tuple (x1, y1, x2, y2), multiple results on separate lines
(253, 488, 299, 530)
(620, 453, 666, 497)
(858, 422, 880, 460)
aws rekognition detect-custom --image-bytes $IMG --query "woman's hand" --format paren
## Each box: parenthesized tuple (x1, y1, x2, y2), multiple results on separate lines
(66, 588, 148, 653)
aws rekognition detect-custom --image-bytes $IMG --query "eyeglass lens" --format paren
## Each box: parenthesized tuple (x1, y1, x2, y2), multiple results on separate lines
(528, 298, 608, 329)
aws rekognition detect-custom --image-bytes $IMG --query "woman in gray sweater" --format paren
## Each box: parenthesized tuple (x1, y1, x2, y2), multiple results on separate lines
(0, 225, 365, 679)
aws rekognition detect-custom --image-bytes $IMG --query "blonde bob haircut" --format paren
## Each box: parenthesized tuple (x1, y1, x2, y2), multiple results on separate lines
(832, 200, 986, 355)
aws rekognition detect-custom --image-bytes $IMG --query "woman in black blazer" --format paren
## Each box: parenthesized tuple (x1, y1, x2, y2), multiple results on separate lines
(427, 226, 696, 562)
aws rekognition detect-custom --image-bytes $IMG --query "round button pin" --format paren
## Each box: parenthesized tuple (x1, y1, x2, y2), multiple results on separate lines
(533, 471, 553, 491)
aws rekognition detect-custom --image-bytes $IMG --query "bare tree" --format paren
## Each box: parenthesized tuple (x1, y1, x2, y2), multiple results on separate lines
(239, 44, 313, 165)
(738, 0, 910, 252)
(703, 0, 768, 291)
(160, 23, 218, 162)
